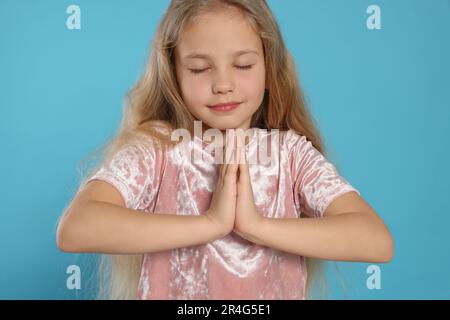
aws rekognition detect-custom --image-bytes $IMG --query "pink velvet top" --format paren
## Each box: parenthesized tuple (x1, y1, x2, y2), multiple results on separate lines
(78, 128, 360, 300)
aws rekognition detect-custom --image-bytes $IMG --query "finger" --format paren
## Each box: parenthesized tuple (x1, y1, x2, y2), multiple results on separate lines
(225, 146, 234, 176)
(238, 146, 249, 180)
(239, 160, 249, 178)
(220, 150, 228, 179)
(222, 131, 235, 179)
(228, 147, 239, 175)
(220, 151, 229, 181)
(228, 143, 241, 173)
(241, 141, 247, 163)
(235, 131, 242, 166)
(226, 132, 239, 177)
(224, 131, 234, 164)
(220, 163, 226, 181)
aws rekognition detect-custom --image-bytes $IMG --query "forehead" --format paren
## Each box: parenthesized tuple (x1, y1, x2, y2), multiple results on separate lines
(183, 50, 259, 61)
(177, 10, 262, 61)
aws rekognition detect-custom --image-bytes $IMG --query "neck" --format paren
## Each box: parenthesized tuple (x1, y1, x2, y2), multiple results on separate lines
(189, 121, 254, 146)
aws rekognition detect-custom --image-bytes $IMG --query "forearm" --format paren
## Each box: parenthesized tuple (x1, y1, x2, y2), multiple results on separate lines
(57, 200, 220, 254)
(246, 212, 393, 263)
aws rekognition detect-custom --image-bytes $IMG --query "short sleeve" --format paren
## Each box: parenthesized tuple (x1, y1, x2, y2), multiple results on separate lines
(79, 134, 158, 210)
(288, 131, 360, 218)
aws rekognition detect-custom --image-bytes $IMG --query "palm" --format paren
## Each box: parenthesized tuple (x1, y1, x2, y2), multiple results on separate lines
(233, 144, 262, 237)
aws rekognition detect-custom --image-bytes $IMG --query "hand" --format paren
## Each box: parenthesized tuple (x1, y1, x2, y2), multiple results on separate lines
(205, 134, 239, 237)
(233, 138, 264, 241)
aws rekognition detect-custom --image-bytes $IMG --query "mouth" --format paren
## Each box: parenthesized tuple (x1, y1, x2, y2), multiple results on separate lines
(207, 102, 242, 112)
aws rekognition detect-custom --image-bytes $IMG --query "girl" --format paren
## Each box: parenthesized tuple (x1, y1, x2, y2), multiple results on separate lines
(56, 0, 393, 300)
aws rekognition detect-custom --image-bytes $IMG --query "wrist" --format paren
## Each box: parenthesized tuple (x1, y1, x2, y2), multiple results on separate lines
(238, 216, 268, 245)
(204, 212, 229, 238)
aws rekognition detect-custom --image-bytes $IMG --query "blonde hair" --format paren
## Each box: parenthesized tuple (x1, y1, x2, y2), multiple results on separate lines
(73, 0, 349, 300)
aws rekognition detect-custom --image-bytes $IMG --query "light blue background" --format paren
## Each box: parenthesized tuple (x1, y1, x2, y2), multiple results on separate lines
(1, 0, 449, 299)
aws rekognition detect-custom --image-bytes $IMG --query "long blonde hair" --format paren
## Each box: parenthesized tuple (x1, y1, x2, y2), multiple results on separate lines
(74, 0, 349, 300)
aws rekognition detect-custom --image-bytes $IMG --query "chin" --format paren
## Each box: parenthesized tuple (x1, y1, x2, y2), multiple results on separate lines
(201, 119, 233, 130)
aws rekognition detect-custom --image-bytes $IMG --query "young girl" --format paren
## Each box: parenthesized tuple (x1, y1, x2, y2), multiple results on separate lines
(56, 0, 393, 300)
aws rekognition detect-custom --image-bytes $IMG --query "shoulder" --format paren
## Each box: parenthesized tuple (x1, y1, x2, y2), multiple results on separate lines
(123, 131, 166, 156)
(252, 128, 309, 153)
(282, 129, 310, 155)
(100, 132, 165, 169)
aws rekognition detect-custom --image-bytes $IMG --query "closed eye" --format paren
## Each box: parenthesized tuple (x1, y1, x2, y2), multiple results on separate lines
(189, 65, 253, 74)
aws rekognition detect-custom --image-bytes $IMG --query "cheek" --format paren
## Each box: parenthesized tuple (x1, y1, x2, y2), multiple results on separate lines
(238, 69, 265, 97)
(180, 76, 209, 103)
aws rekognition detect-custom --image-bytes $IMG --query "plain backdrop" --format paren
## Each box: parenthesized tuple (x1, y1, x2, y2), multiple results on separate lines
(1, 0, 449, 299)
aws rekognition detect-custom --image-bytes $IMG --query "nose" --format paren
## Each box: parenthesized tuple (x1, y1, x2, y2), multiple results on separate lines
(212, 69, 235, 94)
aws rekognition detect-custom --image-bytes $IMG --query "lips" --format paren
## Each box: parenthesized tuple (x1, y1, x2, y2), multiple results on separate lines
(208, 101, 242, 112)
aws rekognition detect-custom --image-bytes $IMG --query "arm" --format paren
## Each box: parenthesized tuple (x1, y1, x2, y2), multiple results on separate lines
(243, 191, 394, 263)
(56, 181, 221, 254)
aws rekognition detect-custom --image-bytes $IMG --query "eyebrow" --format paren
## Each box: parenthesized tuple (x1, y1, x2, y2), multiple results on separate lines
(183, 50, 259, 60)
